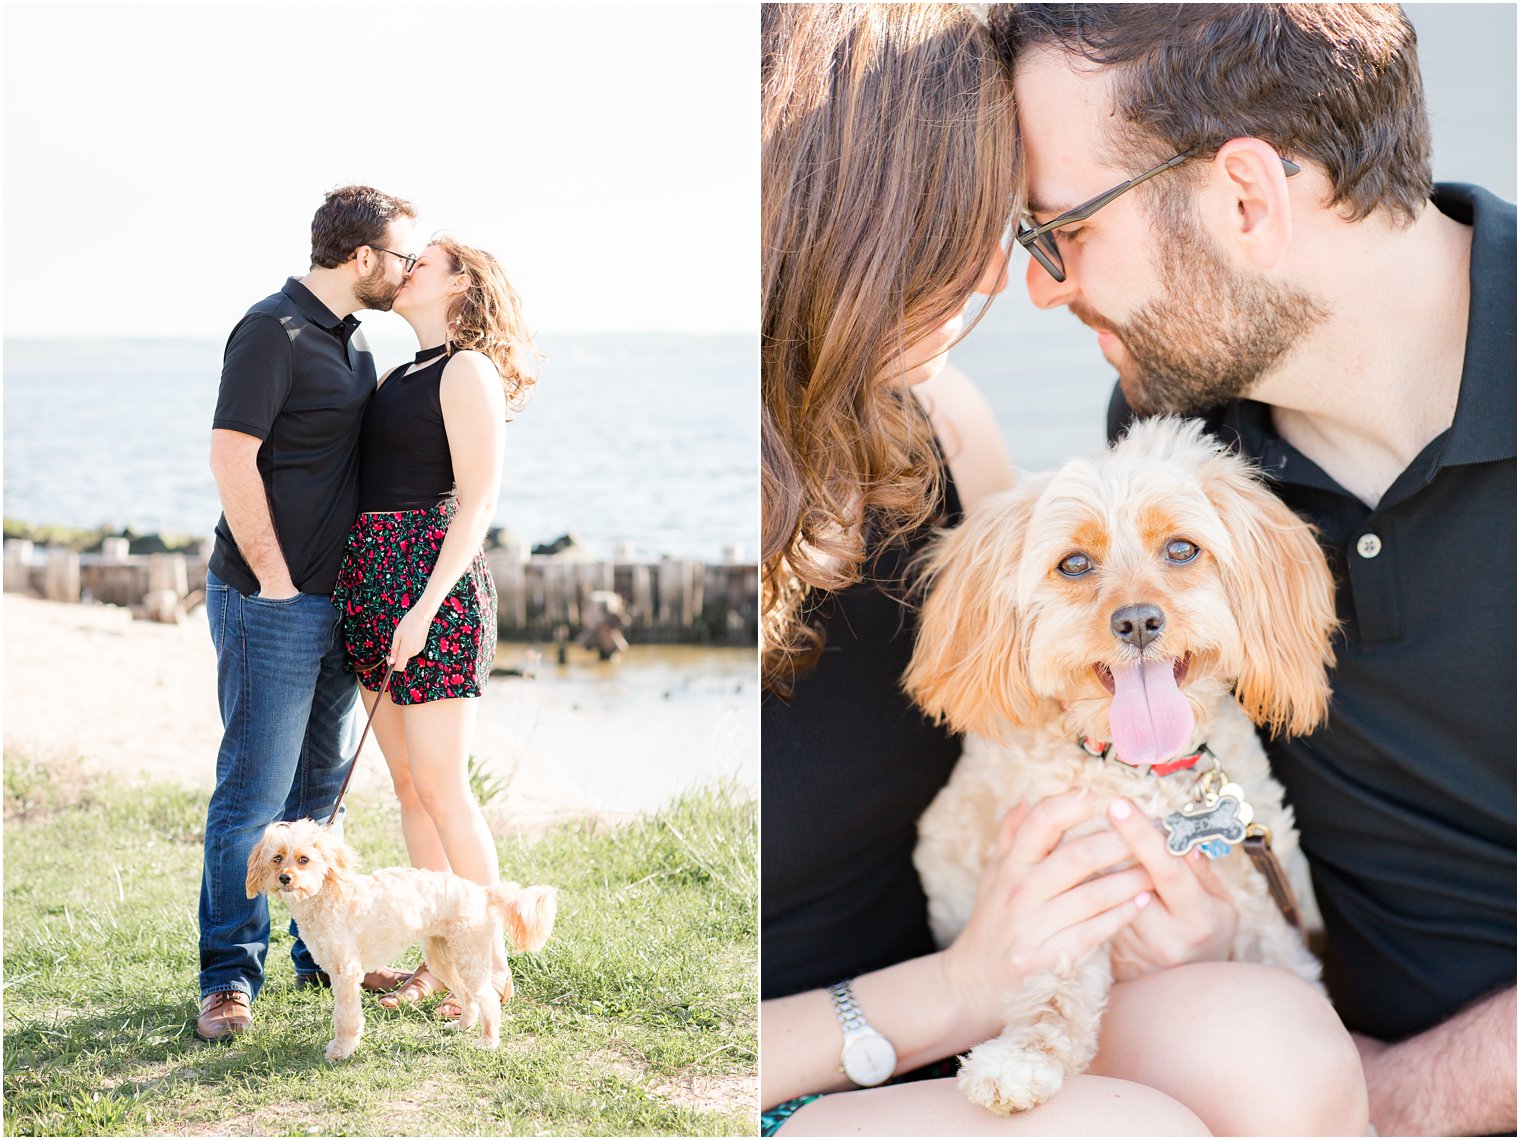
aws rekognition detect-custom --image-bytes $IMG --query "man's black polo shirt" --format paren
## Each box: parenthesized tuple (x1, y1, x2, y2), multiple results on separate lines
(210, 278, 376, 597)
(1108, 184, 1516, 1042)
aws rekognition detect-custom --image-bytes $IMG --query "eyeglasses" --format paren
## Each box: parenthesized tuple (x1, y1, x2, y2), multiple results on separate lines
(1017, 150, 1302, 282)
(367, 246, 418, 273)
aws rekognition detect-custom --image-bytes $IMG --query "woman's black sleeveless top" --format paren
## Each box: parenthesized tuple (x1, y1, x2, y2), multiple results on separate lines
(761, 460, 964, 1000)
(357, 350, 456, 512)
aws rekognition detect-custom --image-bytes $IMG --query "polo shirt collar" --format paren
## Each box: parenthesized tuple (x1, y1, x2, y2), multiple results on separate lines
(281, 277, 361, 335)
(1432, 183, 1517, 467)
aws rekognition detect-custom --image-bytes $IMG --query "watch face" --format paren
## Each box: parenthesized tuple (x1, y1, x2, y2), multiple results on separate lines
(843, 1032, 896, 1086)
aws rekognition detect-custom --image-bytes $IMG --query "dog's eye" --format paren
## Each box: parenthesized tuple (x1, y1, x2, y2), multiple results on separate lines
(271, 854, 282, 864)
(1165, 540, 1200, 564)
(1058, 552, 1093, 577)
(297, 856, 309, 865)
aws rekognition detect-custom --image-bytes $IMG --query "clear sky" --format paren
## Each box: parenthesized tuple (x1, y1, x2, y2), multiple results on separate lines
(3, 2, 758, 339)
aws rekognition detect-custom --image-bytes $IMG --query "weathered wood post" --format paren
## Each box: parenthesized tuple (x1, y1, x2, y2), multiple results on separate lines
(630, 563, 653, 633)
(4, 540, 35, 594)
(141, 552, 189, 622)
(488, 534, 528, 636)
(43, 548, 81, 603)
(148, 552, 189, 596)
(656, 558, 701, 635)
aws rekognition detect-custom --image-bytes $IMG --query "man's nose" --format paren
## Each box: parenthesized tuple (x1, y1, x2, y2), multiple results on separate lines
(1025, 252, 1080, 310)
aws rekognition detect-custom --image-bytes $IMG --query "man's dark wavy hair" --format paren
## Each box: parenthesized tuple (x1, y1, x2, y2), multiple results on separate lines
(310, 185, 417, 269)
(991, 4, 1433, 225)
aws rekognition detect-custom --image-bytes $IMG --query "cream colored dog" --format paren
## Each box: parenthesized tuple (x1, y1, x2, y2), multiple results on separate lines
(904, 417, 1335, 1113)
(246, 818, 557, 1061)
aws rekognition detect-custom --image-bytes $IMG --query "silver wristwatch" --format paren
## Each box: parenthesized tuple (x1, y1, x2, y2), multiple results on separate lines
(828, 978, 897, 1087)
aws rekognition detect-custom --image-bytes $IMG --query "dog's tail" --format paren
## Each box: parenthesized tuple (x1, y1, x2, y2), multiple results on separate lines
(486, 882, 557, 952)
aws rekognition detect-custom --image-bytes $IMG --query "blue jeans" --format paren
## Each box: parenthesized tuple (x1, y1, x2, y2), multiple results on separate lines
(198, 569, 358, 1000)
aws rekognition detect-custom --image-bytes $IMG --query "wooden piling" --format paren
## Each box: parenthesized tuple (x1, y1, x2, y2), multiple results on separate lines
(8, 537, 755, 645)
(4, 540, 34, 593)
(43, 549, 81, 603)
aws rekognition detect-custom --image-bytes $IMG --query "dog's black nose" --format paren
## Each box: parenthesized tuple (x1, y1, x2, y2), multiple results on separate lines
(1111, 603, 1165, 649)
(278, 873, 291, 886)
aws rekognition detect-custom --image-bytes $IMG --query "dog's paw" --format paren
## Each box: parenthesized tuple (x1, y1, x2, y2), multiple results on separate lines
(957, 1048, 1066, 1113)
(324, 1037, 357, 1062)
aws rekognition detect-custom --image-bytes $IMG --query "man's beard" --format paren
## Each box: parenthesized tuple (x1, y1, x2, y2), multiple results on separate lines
(354, 261, 402, 312)
(1079, 213, 1330, 416)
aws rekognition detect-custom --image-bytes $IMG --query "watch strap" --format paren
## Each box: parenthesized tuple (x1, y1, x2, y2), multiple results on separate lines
(828, 978, 870, 1036)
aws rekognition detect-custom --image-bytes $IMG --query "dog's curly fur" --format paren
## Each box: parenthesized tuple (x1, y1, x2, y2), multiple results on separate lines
(245, 818, 557, 1061)
(904, 418, 1336, 1113)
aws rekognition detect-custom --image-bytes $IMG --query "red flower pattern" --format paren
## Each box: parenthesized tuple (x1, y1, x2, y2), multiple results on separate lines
(331, 500, 497, 705)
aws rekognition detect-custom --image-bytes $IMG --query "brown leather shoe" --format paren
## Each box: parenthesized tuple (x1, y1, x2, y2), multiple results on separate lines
(195, 990, 252, 1041)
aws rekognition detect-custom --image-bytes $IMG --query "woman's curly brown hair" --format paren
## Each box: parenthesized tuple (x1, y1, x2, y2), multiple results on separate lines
(761, 4, 1018, 698)
(436, 236, 541, 416)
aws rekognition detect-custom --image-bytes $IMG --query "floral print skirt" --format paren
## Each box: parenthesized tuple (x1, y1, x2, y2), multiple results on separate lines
(331, 501, 497, 705)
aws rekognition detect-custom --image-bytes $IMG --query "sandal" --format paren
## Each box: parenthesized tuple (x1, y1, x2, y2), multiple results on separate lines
(376, 965, 448, 1010)
(436, 975, 512, 1021)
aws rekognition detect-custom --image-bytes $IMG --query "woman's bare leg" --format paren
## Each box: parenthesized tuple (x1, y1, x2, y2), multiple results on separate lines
(399, 696, 498, 885)
(362, 686, 448, 872)
(780, 1075, 1209, 1136)
(1091, 961, 1367, 1136)
(400, 695, 510, 993)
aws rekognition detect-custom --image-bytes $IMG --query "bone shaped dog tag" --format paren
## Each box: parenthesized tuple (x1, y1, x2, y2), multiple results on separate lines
(1165, 794, 1249, 856)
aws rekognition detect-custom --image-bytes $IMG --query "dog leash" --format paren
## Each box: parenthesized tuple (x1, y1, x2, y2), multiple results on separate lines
(324, 660, 396, 829)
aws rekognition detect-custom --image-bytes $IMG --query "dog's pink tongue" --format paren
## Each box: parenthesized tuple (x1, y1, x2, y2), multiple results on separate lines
(1108, 660, 1194, 767)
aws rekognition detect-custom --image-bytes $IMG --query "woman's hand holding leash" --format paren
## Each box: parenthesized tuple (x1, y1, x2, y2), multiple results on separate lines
(939, 792, 1154, 1044)
(388, 606, 434, 672)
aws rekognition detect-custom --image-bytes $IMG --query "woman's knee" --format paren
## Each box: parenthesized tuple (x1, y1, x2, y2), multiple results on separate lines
(408, 766, 472, 819)
(382, 753, 429, 814)
(1223, 965, 1367, 1133)
(1101, 962, 1367, 1135)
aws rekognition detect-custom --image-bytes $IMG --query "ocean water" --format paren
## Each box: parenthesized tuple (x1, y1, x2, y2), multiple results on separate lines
(2, 333, 757, 563)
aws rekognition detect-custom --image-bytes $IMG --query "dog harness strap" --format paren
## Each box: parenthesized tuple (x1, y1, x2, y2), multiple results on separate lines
(325, 661, 396, 828)
(1244, 830, 1304, 931)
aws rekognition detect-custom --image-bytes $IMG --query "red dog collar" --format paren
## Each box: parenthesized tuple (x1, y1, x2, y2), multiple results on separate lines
(1079, 737, 1210, 777)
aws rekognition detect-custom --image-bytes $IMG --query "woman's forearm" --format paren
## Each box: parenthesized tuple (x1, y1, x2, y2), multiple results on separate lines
(414, 498, 495, 620)
(761, 949, 1002, 1109)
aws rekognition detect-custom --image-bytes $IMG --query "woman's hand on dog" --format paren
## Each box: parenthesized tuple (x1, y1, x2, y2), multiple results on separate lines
(1105, 799, 1238, 981)
(939, 791, 1152, 1041)
(388, 607, 433, 672)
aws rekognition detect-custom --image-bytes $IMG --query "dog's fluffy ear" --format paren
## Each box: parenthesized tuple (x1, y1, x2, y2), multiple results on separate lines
(903, 479, 1045, 738)
(1201, 452, 1338, 735)
(245, 826, 280, 899)
(319, 830, 357, 892)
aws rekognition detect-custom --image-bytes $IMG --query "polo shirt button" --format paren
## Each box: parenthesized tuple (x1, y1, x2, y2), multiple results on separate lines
(1356, 533, 1383, 558)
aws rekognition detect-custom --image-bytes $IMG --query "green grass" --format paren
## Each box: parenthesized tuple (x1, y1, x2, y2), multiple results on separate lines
(2, 752, 757, 1136)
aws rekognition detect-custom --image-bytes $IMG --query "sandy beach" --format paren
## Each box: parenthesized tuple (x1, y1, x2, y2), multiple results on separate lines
(2, 593, 757, 827)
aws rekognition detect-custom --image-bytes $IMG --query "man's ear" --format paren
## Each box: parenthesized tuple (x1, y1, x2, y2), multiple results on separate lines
(351, 244, 376, 274)
(1207, 137, 1296, 270)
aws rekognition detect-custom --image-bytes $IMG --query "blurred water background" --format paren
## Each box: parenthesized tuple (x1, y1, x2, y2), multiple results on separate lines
(1, 7, 1511, 547)
(3, 332, 756, 562)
